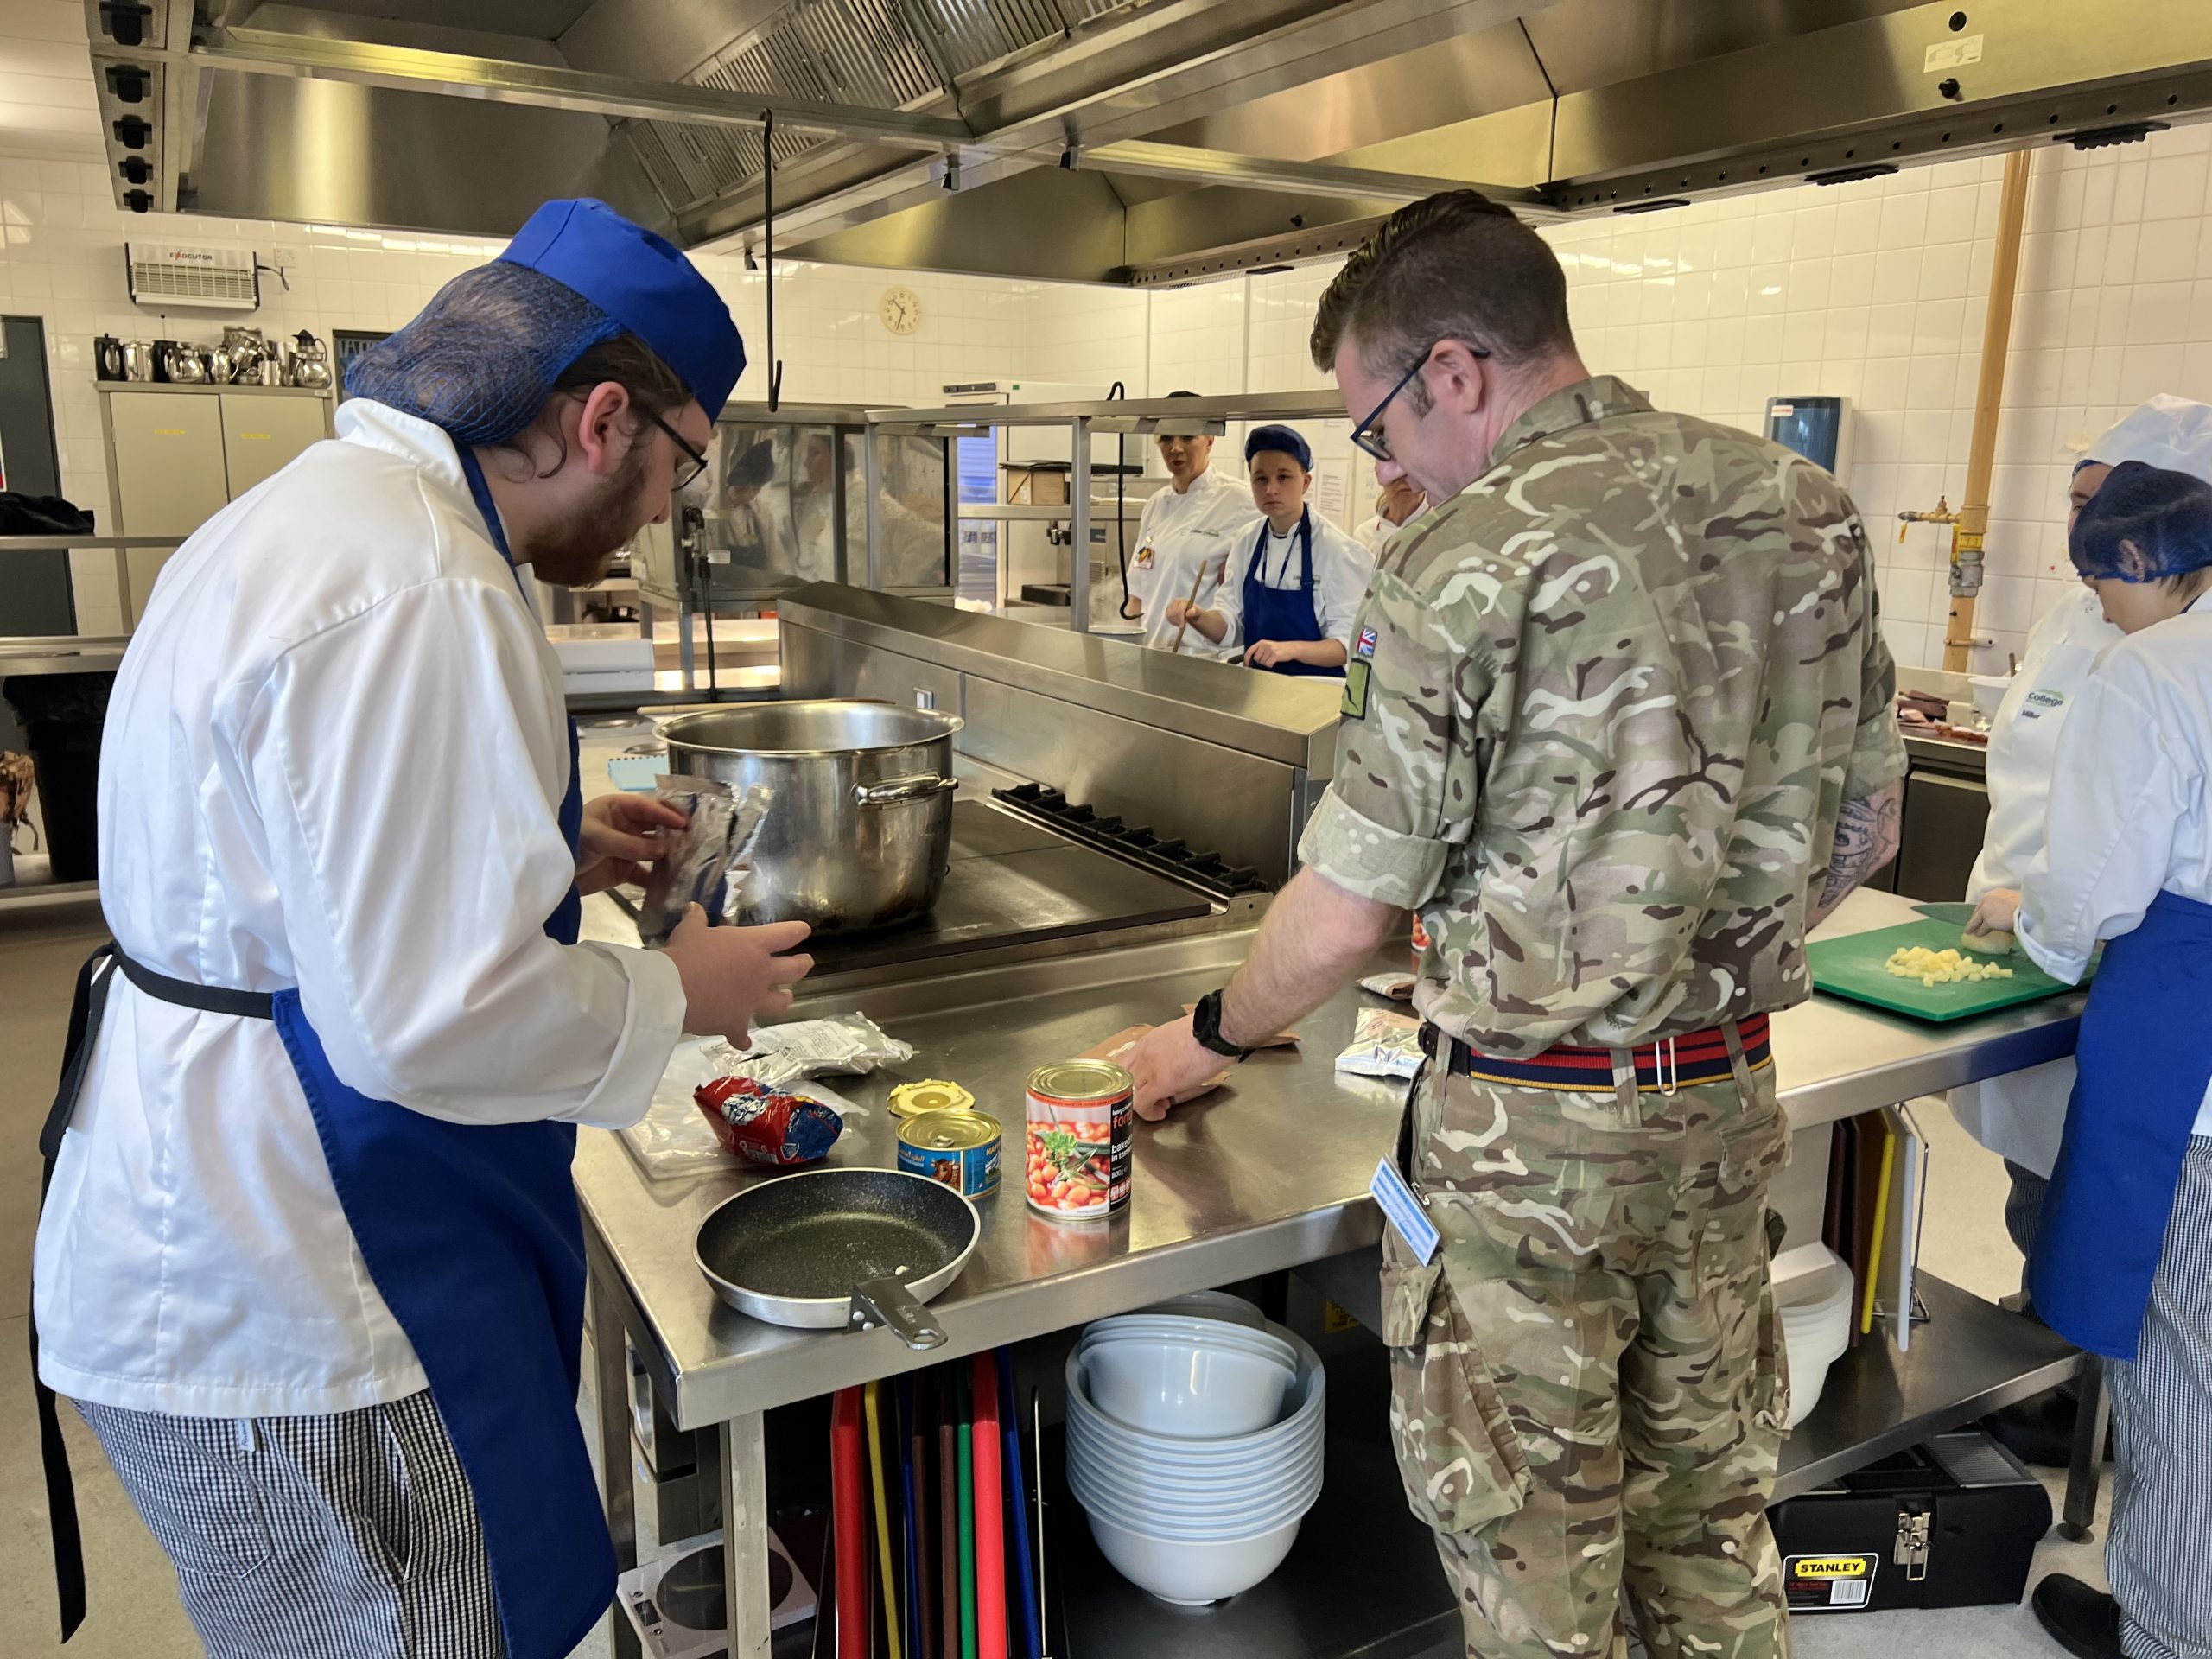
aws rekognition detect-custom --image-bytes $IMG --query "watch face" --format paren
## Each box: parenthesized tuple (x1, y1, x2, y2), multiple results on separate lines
(879, 286, 922, 335)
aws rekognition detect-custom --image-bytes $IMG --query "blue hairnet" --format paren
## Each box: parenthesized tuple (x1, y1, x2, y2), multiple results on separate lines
(345, 261, 626, 447)
(2069, 460, 2212, 582)
(1245, 423, 1313, 469)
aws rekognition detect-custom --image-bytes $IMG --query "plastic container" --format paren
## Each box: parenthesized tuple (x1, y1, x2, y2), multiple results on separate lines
(1080, 1337, 1294, 1439)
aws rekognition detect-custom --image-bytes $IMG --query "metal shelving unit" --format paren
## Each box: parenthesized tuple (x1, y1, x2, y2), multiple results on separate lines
(868, 391, 1349, 632)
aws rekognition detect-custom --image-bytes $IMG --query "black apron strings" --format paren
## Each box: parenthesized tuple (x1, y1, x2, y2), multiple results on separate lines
(34, 944, 276, 1642)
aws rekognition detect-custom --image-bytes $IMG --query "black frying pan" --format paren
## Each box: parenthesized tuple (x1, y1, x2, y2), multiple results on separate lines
(695, 1167, 980, 1349)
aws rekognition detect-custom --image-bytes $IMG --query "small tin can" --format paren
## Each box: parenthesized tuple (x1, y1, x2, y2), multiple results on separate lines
(889, 1079, 976, 1118)
(898, 1110, 1001, 1198)
(1024, 1059, 1133, 1224)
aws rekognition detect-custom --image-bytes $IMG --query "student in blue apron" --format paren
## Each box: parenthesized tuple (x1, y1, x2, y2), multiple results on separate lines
(1165, 423, 1376, 677)
(30, 200, 815, 1659)
(1967, 462, 2212, 1659)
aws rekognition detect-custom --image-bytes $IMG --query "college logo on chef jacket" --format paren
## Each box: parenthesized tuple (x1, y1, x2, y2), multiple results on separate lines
(2021, 688, 2067, 719)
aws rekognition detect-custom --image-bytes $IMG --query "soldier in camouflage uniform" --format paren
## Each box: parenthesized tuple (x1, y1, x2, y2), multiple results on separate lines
(1128, 192, 1906, 1658)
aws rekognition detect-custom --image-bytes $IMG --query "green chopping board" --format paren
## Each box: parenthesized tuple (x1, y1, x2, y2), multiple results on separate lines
(1808, 918, 2091, 1023)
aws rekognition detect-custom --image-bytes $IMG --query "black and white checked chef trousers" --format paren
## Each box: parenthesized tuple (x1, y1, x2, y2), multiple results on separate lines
(74, 1387, 505, 1658)
(2107, 1135, 2212, 1659)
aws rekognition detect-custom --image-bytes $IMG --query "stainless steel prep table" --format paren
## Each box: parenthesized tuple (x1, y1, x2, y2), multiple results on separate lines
(576, 885, 2092, 1657)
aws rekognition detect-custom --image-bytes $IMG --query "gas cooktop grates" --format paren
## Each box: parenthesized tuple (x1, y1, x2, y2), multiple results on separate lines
(991, 783, 1272, 901)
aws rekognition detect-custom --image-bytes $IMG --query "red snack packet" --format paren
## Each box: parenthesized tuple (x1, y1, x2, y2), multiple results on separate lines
(695, 1075, 845, 1166)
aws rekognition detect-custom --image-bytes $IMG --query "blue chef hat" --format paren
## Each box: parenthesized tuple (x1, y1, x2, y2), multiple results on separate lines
(1245, 423, 1313, 470)
(346, 199, 743, 445)
(499, 199, 744, 421)
(2069, 461, 2212, 582)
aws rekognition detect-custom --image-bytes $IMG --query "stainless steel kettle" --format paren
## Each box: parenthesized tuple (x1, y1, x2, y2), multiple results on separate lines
(164, 345, 209, 384)
(286, 330, 333, 391)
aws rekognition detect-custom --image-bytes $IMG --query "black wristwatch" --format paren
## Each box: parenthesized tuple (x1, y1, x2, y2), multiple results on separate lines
(1192, 988, 1254, 1060)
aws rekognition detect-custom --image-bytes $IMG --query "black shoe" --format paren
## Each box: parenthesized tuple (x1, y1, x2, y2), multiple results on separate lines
(1986, 1389, 2079, 1470)
(2032, 1574, 2122, 1659)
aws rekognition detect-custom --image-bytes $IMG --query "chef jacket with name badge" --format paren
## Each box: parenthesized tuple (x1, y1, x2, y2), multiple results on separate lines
(1125, 467, 1260, 658)
(1948, 588, 2121, 1178)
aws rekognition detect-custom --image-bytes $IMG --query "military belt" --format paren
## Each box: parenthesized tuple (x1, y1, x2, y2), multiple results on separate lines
(1420, 1014, 1772, 1096)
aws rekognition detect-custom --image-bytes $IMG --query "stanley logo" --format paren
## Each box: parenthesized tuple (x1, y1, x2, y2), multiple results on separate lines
(1793, 1558, 1870, 1580)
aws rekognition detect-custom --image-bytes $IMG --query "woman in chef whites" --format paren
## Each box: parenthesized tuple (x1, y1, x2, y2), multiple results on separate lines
(1165, 423, 1376, 677)
(1119, 391, 1261, 657)
(1353, 466, 1427, 554)
(1967, 463, 2212, 1659)
(1949, 397, 2212, 1459)
(30, 200, 813, 1659)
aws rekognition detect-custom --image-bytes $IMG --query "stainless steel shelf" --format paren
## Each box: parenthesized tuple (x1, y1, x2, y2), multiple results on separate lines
(1772, 1272, 2083, 1502)
(1046, 1427, 1455, 1659)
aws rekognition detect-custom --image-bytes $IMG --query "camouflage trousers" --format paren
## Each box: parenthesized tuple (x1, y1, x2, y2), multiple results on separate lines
(1379, 1049, 1793, 1659)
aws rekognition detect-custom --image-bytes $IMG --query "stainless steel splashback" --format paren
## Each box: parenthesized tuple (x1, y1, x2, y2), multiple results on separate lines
(775, 585, 1341, 885)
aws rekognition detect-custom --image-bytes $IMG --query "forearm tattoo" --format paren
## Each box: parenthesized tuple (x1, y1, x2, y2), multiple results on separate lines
(1818, 782, 1904, 911)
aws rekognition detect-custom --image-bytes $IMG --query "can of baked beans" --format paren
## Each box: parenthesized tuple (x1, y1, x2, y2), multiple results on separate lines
(1024, 1059, 1133, 1223)
(897, 1110, 1001, 1198)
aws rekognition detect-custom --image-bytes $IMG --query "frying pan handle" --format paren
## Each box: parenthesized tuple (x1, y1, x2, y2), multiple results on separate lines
(850, 1275, 949, 1350)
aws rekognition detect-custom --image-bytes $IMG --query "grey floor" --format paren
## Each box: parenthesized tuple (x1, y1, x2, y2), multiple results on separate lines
(0, 905, 2099, 1658)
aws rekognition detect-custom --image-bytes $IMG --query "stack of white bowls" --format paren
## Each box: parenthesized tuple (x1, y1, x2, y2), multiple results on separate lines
(1774, 1243, 1856, 1429)
(1065, 1293, 1325, 1605)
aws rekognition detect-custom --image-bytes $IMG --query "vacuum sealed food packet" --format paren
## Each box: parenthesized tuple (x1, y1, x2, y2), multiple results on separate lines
(694, 1076, 844, 1166)
(635, 777, 774, 945)
(1336, 1007, 1425, 1081)
(704, 1012, 916, 1089)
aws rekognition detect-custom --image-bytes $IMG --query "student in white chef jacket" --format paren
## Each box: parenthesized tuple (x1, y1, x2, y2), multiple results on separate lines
(1167, 423, 1376, 677)
(30, 201, 814, 1659)
(1968, 462, 2212, 1659)
(1353, 467, 1427, 553)
(1120, 392, 1261, 658)
(1951, 396, 2212, 1278)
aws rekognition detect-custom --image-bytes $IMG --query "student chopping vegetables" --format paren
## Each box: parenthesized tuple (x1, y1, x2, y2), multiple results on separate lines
(30, 199, 814, 1658)
(1163, 423, 1376, 676)
(1967, 461, 2212, 1659)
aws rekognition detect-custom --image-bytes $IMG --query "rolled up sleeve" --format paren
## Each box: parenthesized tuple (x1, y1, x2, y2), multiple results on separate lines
(1297, 574, 1484, 910)
(1297, 786, 1448, 907)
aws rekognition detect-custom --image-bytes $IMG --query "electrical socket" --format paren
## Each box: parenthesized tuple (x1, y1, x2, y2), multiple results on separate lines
(270, 245, 299, 269)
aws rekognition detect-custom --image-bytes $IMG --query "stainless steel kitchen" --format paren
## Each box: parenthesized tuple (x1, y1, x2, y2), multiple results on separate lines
(4, 6, 2212, 1659)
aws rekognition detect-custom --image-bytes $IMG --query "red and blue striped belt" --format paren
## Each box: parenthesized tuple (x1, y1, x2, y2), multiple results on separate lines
(1419, 1014, 1774, 1094)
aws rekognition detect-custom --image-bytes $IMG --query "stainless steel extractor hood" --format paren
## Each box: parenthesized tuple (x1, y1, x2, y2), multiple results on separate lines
(84, 1, 2212, 283)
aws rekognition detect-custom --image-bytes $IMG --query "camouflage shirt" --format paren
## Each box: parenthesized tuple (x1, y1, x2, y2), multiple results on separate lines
(1301, 376, 1905, 1055)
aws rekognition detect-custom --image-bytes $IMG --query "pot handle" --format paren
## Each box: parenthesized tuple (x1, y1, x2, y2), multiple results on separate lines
(849, 1275, 949, 1350)
(854, 772, 957, 809)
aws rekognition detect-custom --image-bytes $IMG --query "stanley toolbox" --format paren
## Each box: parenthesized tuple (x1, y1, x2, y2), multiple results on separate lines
(1768, 1428, 2051, 1613)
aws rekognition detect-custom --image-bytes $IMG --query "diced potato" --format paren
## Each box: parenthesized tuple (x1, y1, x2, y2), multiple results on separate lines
(1961, 928, 2017, 957)
(1884, 944, 2016, 986)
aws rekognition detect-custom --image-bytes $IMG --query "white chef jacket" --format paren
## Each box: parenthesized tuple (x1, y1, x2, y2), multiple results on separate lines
(1124, 467, 1258, 658)
(1948, 589, 2122, 1176)
(32, 400, 684, 1419)
(1354, 514, 1392, 554)
(1210, 513, 1376, 663)
(2016, 591, 2212, 1139)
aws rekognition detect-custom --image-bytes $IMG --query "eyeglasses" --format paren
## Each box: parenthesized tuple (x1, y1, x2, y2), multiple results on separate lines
(1349, 340, 1488, 463)
(647, 410, 709, 492)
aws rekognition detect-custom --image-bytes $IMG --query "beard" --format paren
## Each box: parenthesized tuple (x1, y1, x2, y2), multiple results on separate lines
(517, 443, 654, 587)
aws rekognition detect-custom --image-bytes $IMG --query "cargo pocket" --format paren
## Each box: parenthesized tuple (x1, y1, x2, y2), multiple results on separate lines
(1751, 1261, 1791, 1436)
(1379, 1237, 1533, 1537)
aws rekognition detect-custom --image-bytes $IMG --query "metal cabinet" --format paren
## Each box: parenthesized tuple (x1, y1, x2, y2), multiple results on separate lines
(219, 392, 328, 496)
(106, 390, 230, 537)
(1895, 769, 1991, 902)
(101, 385, 333, 623)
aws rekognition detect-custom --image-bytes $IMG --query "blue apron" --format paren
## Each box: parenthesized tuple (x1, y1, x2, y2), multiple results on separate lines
(2025, 890, 2212, 1360)
(1240, 509, 1337, 677)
